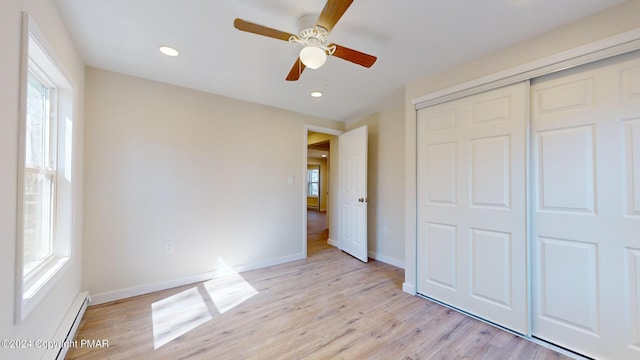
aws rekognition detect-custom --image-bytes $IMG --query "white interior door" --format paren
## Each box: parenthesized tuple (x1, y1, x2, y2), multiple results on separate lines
(531, 51, 640, 359)
(339, 125, 368, 262)
(416, 82, 528, 334)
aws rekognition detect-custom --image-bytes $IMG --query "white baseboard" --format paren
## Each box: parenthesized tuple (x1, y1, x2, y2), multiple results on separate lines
(39, 291, 89, 360)
(402, 282, 416, 295)
(90, 271, 217, 305)
(368, 251, 404, 269)
(327, 239, 404, 269)
(327, 238, 339, 247)
(228, 252, 306, 273)
(89, 253, 306, 305)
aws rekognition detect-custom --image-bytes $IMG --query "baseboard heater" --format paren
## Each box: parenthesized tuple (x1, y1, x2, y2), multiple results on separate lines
(40, 291, 89, 360)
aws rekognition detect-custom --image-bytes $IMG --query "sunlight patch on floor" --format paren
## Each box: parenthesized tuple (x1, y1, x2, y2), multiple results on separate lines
(204, 257, 258, 314)
(151, 287, 212, 349)
(151, 257, 258, 349)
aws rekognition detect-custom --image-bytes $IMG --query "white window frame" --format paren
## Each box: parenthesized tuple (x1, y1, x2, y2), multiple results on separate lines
(15, 13, 76, 323)
(307, 166, 320, 198)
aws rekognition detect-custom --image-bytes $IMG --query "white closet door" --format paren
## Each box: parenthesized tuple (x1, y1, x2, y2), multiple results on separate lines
(531, 51, 640, 359)
(417, 82, 528, 334)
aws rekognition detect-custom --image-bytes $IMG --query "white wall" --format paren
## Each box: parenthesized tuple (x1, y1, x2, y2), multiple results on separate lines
(83, 68, 343, 300)
(0, 0, 85, 359)
(347, 89, 405, 267)
(403, 0, 640, 292)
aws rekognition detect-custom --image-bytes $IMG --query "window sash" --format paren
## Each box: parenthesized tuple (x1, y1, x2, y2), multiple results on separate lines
(25, 70, 52, 169)
(23, 70, 56, 278)
(307, 168, 320, 197)
(22, 168, 55, 276)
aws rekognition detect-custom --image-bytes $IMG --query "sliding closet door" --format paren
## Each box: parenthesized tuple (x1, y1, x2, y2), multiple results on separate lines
(531, 51, 640, 359)
(417, 82, 528, 333)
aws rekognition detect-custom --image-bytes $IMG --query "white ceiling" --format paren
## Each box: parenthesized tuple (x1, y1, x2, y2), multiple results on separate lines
(55, 0, 625, 122)
(308, 149, 329, 159)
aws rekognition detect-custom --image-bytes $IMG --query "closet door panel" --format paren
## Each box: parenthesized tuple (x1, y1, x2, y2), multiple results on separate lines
(417, 82, 528, 334)
(531, 51, 640, 360)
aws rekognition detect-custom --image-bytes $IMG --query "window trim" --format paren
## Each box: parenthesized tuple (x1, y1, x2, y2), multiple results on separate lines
(15, 13, 76, 323)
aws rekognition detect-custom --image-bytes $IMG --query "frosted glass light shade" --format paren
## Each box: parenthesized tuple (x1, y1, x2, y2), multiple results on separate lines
(299, 46, 327, 69)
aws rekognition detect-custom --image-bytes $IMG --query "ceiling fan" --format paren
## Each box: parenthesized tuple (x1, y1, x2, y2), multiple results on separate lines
(233, 0, 377, 81)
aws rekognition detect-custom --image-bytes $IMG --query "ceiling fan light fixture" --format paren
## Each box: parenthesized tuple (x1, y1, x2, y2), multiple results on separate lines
(299, 45, 327, 69)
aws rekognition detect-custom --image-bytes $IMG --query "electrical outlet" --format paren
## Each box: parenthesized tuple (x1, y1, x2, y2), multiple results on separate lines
(166, 241, 174, 253)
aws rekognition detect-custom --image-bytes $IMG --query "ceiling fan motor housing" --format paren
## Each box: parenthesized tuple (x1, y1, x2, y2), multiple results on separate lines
(297, 13, 320, 33)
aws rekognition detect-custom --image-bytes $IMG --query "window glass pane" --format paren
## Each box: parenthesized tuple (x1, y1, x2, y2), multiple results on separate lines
(23, 71, 53, 276)
(309, 183, 319, 197)
(307, 167, 320, 197)
(23, 171, 54, 274)
(26, 73, 49, 169)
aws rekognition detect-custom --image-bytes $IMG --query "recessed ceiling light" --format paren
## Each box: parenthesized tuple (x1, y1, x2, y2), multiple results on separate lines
(310, 91, 323, 98)
(321, 154, 327, 158)
(159, 46, 179, 57)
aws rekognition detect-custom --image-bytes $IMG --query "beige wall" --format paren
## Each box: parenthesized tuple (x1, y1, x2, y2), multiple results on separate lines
(308, 132, 333, 145)
(307, 196, 319, 208)
(403, 0, 640, 291)
(0, 1, 85, 359)
(83, 68, 342, 299)
(406, 1, 640, 100)
(347, 90, 405, 267)
(319, 158, 328, 212)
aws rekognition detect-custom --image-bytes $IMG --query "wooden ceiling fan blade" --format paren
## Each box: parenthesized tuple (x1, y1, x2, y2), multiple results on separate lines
(234, 18, 294, 42)
(331, 44, 377, 68)
(286, 58, 306, 81)
(316, 0, 353, 32)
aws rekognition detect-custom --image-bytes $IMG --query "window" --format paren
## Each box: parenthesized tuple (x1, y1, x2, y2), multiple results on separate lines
(16, 16, 75, 322)
(23, 71, 56, 276)
(308, 167, 320, 197)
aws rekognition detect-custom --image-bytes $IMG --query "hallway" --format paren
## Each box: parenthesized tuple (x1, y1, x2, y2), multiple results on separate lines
(307, 209, 329, 256)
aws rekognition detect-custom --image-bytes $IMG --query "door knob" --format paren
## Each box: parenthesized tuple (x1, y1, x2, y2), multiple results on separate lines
(358, 197, 368, 203)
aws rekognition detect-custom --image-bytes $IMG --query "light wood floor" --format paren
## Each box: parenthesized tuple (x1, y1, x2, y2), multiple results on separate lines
(66, 211, 570, 359)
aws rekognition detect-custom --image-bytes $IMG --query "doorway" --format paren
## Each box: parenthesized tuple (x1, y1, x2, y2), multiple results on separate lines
(307, 131, 331, 255)
(304, 126, 341, 257)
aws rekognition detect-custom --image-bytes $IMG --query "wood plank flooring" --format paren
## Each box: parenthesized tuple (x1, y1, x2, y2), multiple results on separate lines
(66, 211, 570, 359)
